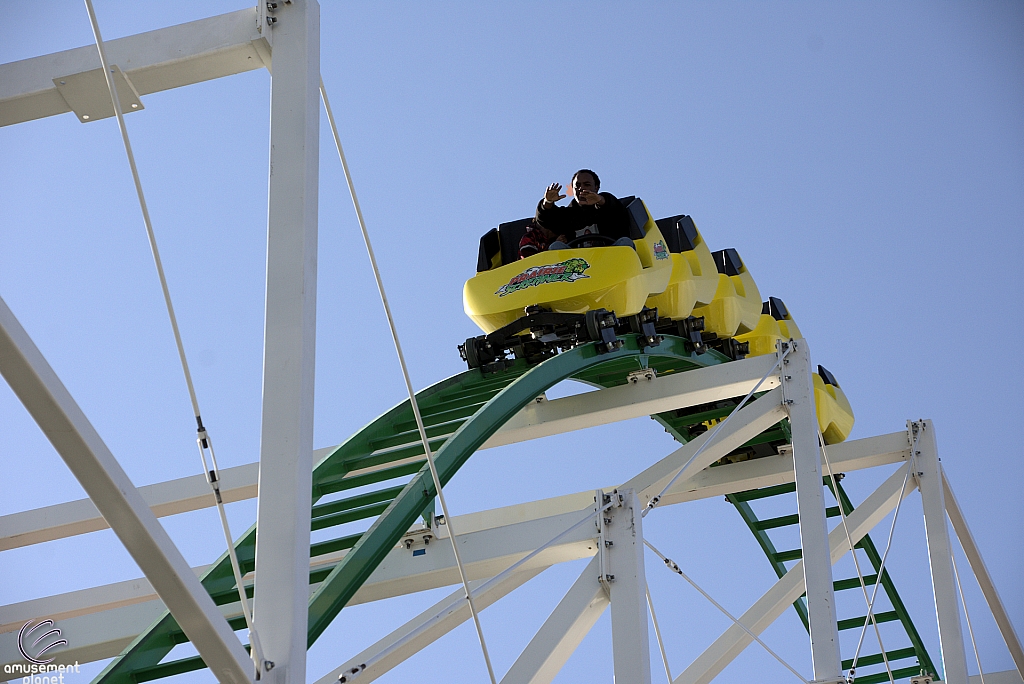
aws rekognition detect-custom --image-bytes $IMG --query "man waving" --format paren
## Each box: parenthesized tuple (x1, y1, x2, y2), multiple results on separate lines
(535, 169, 633, 250)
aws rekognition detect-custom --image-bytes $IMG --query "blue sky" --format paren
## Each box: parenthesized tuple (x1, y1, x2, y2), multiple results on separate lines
(1, 2, 1021, 682)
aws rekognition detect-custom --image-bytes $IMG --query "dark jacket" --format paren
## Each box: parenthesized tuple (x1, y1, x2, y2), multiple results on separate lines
(534, 192, 631, 244)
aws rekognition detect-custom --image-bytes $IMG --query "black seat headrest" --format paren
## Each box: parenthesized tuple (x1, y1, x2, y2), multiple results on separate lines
(762, 296, 790, 320)
(498, 217, 535, 266)
(477, 227, 500, 272)
(712, 248, 743, 276)
(818, 365, 839, 388)
(623, 197, 648, 240)
(655, 215, 699, 253)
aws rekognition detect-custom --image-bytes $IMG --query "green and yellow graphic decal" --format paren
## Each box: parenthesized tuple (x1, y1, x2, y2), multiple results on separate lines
(495, 258, 591, 297)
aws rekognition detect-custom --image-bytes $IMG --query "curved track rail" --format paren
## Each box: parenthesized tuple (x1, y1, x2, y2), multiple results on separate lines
(97, 335, 723, 683)
(95, 334, 936, 683)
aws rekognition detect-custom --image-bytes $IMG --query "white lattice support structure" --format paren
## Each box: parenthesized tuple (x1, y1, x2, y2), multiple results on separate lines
(0, 428, 922, 670)
(251, 2, 320, 683)
(781, 340, 842, 683)
(914, 420, 970, 684)
(0, 296, 252, 684)
(675, 463, 916, 684)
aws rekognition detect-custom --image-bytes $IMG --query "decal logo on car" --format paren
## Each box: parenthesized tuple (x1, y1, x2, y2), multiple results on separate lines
(495, 258, 591, 297)
(653, 240, 669, 260)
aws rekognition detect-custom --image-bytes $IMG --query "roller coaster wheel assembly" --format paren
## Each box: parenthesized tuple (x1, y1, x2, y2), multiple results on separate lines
(585, 308, 623, 353)
(654, 315, 706, 353)
(626, 307, 662, 349)
(459, 336, 497, 369)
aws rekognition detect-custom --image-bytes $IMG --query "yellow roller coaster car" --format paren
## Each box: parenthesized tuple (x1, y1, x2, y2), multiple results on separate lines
(815, 365, 855, 444)
(645, 214, 719, 320)
(735, 297, 802, 357)
(691, 248, 763, 338)
(460, 202, 855, 446)
(464, 197, 672, 334)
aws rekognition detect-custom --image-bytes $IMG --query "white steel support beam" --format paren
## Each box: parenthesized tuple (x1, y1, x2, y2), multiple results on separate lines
(0, 430, 912, 635)
(0, 8, 270, 128)
(485, 353, 781, 448)
(675, 463, 916, 684)
(0, 461, 258, 551)
(251, 2, 319, 683)
(607, 489, 652, 684)
(783, 340, 842, 683)
(10, 422, 911, 646)
(943, 472, 1024, 677)
(0, 295, 252, 684)
(501, 555, 609, 684)
(0, 428, 910, 551)
(658, 430, 911, 506)
(317, 568, 545, 684)
(915, 420, 969, 684)
(625, 385, 788, 504)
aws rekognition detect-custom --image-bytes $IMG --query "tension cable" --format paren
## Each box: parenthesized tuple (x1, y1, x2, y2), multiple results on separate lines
(644, 539, 810, 683)
(952, 551, 987, 684)
(320, 77, 498, 684)
(646, 586, 673, 683)
(83, 0, 265, 675)
(819, 430, 894, 684)
(847, 424, 921, 682)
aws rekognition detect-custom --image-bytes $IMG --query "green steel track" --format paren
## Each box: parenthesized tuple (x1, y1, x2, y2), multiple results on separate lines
(95, 334, 724, 684)
(95, 334, 937, 683)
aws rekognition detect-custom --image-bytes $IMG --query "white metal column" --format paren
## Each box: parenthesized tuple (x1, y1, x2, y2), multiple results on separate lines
(607, 489, 652, 684)
(252, 1, 320, 683)
(914, 420, 969, 684)
(783, 340, 842, 683)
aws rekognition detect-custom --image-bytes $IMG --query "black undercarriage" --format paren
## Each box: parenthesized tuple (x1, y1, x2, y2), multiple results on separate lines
(459, 307, 750, 373)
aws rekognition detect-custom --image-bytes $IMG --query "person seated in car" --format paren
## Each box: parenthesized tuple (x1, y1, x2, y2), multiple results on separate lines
(518, 220, 568, 259)
(536, 169, 633, 250)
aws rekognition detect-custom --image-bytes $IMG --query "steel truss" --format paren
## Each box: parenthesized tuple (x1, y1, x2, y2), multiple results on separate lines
(1, 5, 1022, 684)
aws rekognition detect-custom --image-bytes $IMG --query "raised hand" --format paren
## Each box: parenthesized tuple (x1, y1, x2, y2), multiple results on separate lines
(544, 183, 566, 204)
(575, 189, 605, 206)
